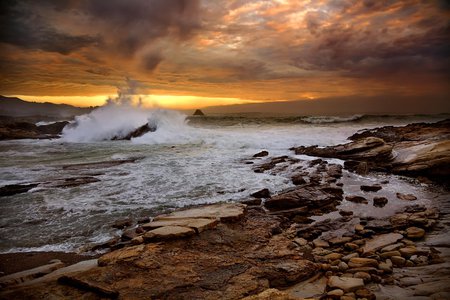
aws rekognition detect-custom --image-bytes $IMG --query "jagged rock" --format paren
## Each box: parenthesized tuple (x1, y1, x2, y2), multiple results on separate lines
(251, 188, 271, 198)
(327, 164, 343, 178)
(391, 255, 406, 267)
(241, 198, 262, 206)
(113, 123, 155, 140)
(0, 120, 68, 140)
(327, 276, 364, 292)
(373, 196, 388, 208)
(253, 150, 269, 158)
(355, 288, 376, 300)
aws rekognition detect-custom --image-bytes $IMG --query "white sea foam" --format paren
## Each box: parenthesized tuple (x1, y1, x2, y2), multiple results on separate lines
(301, 114, 364, 124)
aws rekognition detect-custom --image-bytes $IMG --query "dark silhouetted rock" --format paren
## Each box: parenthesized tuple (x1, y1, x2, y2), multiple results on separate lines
(250, 188, 271, 198)
(360, 185, 382, 192)
(0, 183, 38, 197)
(373, 197, 388, 208)
(193, 109, 205, 116)
(252, 150, 269, 158)
(345, 195, 368, 204)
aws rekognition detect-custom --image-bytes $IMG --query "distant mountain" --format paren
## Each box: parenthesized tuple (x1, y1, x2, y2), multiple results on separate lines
(0, 96, 94, 119)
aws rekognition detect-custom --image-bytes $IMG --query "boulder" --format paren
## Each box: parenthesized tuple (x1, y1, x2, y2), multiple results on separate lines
(0, 183, 38, 197)
(406, 227, 425, 239)
(373, 196, 388, 208)
(327, 276, 364, 292)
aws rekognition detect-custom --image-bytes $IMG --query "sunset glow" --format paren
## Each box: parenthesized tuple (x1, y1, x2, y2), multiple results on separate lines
(1, 0, 449, 110)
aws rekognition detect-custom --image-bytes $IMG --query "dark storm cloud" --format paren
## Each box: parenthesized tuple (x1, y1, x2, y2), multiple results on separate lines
(80, 0, 200, 57)
(0, 1, 98, 54)
(0, 0, 200, 61)
(289, 2, 450, 78)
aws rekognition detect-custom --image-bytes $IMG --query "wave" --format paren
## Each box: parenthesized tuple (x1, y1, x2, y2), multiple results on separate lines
(300, 114, 364, 124)
(61, 103, 191, 143)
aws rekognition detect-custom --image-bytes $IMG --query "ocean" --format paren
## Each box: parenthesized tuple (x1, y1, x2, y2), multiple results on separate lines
(0, 107, 448, 254)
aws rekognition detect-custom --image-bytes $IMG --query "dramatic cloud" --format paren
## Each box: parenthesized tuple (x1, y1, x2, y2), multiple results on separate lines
(0, 0, 448, 109)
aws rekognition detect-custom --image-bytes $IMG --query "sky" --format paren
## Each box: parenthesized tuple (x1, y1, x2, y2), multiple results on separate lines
(0, 0, 449, 111)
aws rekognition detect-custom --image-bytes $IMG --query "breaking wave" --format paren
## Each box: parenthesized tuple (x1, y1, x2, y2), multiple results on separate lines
(61, 104, 190, 143)
(300, 115, 364, 124)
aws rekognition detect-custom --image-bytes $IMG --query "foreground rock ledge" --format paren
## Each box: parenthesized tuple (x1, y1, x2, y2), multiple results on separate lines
(1, 203, 318, 299)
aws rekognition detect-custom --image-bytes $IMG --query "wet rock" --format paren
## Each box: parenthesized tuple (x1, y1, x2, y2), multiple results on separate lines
(406, 227, 426, 239)
(379, 251, 402, 259)
(378, 259, 392, 274)
(293, 237, 308, 246)
(112, 218, 133, 229)
(121, 228, 138, 241)
(63, 158, 139, 170)
(360, 184, 382, 192)
(328, 237, 353, 246)
(142, 218, 218, 234)
(327, 289, 344, 297)
(348, 258, 378, 268)
(373, 196, 388, 208)
(313, 239, 330, 248)
(327, 276, 364, 292)
(253, 150, 269, 158)
(353, 271, 371, 283)
(0, 260, 65, 288)
(327, 164, 343, 178)
(154, 203, 246, 223)
(240, 288, 297, 300)
(391, 255, 406, 267)
(49, 176, 101, 188)
(0, 183, 39, 197)
(339, 210, 353, 216)
(251, 188, 271, 198)
(265, 185, 342, 212)
(241, 198, 262, 206)
(345, 195, 368, 204)
(114, 123, 155, 140)
(362, 233, 404, 254)
(324, 253, 343, 262)
(291, 174, 306, 185)
(355, 288, 376, 300)
(397, 193, 418, 201)
(381, 243, 404, 252)
(342, 253, 359, 262)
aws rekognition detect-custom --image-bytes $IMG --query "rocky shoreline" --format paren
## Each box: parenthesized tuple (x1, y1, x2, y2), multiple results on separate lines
(0, 120, 449, 299)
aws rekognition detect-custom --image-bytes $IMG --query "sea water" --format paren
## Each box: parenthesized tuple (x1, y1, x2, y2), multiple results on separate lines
(0, 106, 448, 253)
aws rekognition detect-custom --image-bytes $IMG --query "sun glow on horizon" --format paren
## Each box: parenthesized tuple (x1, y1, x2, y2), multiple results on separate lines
(12, 94, 266, 110)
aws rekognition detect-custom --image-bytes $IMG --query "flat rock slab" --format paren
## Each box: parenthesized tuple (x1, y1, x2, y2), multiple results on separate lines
(142, 218, 218, 233)
(143, 225, 195, 241)
(362, 233, 404, 254)
(0, 260, 65, 288)
(154, 203, 246, 222)
(327, 276, 364, 292)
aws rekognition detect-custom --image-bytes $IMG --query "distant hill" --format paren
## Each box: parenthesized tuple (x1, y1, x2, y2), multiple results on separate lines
(0, 96, 94, 119)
